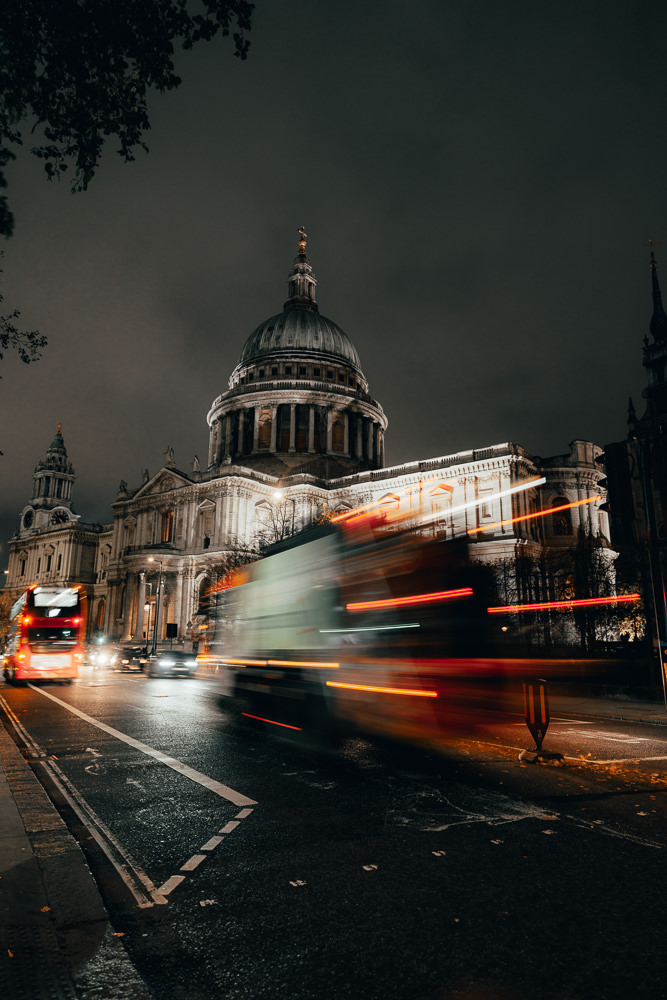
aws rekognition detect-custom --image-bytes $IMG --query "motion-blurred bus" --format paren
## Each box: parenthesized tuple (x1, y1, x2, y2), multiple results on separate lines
(200, 518, 519, 747)
(3, 585, 86, 684)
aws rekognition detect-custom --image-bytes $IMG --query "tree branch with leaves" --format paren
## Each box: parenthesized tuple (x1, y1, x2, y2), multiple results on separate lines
(0, 0, 254, 237)
(0, 251, 47, 384)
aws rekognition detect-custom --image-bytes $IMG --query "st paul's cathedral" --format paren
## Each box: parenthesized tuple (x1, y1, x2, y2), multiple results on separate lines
(5, 230, 612, 651)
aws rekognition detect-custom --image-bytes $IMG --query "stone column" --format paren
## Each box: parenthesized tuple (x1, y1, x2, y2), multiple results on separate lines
(252, 409, 260, 453)
(213, 418, 223, 464)
(308, 406, 316, 453)
(237, 410, 244, 455)
(270, 406, 278, 451)
(356, 416, 363, 459)
(343, 412, 349, 455)
(122, 573, 135, 641)
(289, 404, 296, 453)
(133, 571, 146, 638)
(326, 410, 333, 452)
(174, 571, 184, 637)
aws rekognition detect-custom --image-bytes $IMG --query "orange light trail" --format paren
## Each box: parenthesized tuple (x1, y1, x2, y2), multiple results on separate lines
(326, 680, 438, 698)
(331, 500, 381, 523)
(213, 657, 340, 669)
(346, 587, 473, 612)
(267, 659, 340, 669)
(488, 593, 641, 614)
(218, 658, 269, 667)
(467, 495, 602, 535)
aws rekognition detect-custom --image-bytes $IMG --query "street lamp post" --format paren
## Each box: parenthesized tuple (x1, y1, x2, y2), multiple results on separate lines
(148, 558, 163, 657)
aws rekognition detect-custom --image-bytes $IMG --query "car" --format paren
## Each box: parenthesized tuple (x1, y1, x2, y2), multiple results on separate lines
(118, 646, 149, 671)
(87, 644, 119, 669)
(147, 650, 198, 677)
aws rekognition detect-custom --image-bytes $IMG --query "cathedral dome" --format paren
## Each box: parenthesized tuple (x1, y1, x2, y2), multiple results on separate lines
(206, 230, 387, 478)
(233, 227, 363, 376)
(238, 310, 362, 370)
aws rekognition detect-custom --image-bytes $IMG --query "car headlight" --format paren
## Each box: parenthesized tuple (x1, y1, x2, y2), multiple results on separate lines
(160, 658, 175, 667)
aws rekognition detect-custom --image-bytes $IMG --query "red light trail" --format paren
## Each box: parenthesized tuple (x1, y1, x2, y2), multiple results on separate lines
(346, 587, 473, 612)
(487, 594, 641, 614)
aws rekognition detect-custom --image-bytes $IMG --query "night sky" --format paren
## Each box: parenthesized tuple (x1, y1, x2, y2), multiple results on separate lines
(2, 1, 666, 572)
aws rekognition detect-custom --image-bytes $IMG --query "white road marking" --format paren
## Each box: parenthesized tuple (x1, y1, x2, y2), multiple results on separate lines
(201, 835, 224, 851)
(181, 854, 207, 872)
(159, 875, 186, 895)
(0, 696, 166, 907)
(219, 820, 241, 834)
(154, 797, 256, 899)
(562, 729, 651, 743)
(30, 684, 257, 807)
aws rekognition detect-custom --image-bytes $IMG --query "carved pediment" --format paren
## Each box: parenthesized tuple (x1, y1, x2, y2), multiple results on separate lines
(135, 469, 192, 498)
(198, 498, 216, 511)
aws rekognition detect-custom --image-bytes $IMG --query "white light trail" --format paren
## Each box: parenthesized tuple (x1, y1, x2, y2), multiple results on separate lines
(418, 476, 547, 526)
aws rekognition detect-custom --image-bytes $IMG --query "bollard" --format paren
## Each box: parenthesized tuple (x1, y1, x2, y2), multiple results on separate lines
(519, 678, 563, 763)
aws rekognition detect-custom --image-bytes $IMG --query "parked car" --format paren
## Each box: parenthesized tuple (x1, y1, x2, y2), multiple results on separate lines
(118, 646, 149, 671)
(147, 650, 198, 677)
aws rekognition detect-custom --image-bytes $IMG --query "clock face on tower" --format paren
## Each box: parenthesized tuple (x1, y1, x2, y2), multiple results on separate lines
(50, 510, 69, 525)
(22, 509, 34, 529)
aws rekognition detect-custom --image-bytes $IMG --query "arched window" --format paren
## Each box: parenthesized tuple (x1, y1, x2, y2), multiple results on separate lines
(552, 497, 572, 536)
(96, 599, 106, 630)
(257, 408, 272, 450)
(332, 414, 345, 453)
(197, 578, 212, 617)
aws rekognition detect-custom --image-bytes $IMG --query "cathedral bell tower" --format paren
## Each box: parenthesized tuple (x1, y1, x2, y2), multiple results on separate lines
(20, 425, 76, 533)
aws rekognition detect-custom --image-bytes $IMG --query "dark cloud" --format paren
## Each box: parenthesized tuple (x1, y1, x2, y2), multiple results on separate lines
(1, 0, 665, 568)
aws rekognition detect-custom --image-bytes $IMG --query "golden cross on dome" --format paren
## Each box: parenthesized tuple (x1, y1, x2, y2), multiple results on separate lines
(298, 226, 307, 254)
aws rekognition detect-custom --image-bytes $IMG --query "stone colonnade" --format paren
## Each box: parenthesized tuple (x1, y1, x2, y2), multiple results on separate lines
(210, 403, 385, 467)
(115, 565, 201, 646)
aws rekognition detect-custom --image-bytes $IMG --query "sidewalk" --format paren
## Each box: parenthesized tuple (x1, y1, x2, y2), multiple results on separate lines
(0, 719, 151, 1000)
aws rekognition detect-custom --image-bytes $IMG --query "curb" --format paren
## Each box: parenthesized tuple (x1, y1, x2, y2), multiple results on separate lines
(0, 718, 151, 999)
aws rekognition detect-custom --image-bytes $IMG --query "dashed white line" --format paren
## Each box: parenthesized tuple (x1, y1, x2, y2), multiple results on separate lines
(201, 835, 225, 851)
(219, 820, 241, 834)
(156, 807, 255, 897)
(159, 875, 186, 896)
(181, 854, 207, 871)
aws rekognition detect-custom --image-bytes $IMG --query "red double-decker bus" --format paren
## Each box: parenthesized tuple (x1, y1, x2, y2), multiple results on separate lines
(2, 585, 86, 684)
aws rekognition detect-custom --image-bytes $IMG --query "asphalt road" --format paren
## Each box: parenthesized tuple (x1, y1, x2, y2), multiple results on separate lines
(2, 668, 666, 1000)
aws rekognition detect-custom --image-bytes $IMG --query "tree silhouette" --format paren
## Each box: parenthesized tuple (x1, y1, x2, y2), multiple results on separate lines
(0, 0, 253, 237)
